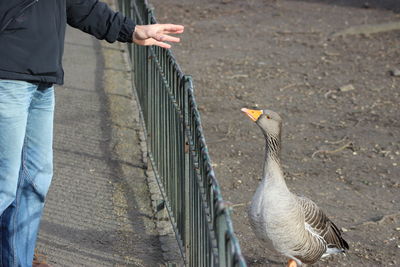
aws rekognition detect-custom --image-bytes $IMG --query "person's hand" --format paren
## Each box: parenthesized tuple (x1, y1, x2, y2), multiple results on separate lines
(133, 24, 184, 49)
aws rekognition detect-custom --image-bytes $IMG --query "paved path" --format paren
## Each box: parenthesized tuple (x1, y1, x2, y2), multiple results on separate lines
(36, 26, 163, 266)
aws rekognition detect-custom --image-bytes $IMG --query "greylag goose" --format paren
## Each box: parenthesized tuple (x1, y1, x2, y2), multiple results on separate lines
(241, 108, 349, 267)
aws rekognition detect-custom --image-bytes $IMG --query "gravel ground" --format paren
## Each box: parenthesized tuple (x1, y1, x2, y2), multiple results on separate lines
(150, 0, 400, 266)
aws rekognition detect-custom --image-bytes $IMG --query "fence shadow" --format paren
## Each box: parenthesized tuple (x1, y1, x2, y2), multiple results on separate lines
(289, 0, 400, 13)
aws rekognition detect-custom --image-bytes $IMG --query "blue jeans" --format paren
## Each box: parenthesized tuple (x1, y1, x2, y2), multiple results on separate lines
(0, 80, 54, 267)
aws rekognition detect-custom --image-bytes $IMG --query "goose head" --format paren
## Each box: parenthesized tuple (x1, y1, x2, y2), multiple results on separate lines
(241, 108, 282, 139)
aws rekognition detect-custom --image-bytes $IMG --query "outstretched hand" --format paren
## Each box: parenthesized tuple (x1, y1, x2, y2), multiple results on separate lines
(133, 24, 184, 49)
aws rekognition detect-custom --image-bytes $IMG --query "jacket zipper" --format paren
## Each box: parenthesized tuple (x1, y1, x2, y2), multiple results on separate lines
(0, 0, 39, 33)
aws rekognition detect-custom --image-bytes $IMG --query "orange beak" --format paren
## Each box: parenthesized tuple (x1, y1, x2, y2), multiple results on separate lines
(241, 108, 263, 122)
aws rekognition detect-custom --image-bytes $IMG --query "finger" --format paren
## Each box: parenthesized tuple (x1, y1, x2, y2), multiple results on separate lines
(154, 42, 171, 49)
(140, 38, 172, 49)
(152, 40, 172, 49)
(156, 34, 181, 43)
(158, 24, 185, 33)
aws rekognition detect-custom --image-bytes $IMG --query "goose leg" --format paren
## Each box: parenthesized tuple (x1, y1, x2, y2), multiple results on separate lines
(287, 259, 297, 267)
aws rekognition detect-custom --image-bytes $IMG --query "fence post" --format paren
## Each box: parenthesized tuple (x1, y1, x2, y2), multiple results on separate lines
(145, 7, 152, 130)
(183, 74, 193, 266)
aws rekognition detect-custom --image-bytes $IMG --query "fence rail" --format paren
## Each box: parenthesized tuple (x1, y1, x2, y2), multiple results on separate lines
(117, 1, 246, 266)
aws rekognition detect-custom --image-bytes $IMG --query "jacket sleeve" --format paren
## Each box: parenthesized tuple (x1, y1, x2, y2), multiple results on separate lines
(66, 0, 135, 43)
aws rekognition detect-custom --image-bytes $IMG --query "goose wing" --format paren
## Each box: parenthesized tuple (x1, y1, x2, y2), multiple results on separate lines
(297, 196, 349, 252)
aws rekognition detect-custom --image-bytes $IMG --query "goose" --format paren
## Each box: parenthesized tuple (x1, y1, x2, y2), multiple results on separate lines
(241, 108, 349, 267)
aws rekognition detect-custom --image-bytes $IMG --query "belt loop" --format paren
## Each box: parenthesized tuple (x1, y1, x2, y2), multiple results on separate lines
(37, 83, 53, 91)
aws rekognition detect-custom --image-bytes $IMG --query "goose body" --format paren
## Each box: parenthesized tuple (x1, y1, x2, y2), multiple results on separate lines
(242, 108, 349, 266)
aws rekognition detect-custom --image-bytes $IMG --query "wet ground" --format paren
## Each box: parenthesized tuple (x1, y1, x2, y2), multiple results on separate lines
(150, 0, 400, 266)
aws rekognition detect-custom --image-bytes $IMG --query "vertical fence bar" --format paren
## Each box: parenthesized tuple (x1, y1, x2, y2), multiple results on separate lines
(183, 75, 191, 265)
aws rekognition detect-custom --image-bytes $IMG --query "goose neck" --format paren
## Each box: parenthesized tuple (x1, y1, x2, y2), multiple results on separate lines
(265, 135, 281, 163)
(261, 136, 284, 183)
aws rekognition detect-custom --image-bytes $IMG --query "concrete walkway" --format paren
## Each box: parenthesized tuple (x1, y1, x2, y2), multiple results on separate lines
(36, 26, 163, 266)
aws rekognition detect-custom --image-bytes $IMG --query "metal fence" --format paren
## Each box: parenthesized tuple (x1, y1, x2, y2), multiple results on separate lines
(117, 1, 247, 266)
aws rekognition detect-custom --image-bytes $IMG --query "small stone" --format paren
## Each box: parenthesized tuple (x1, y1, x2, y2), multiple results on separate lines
(390, 68, 400, 77)
(339, 84, 355, 92)
(235, 94, 243, 100)
(221, 0, 233, 4)
(363, 2, 370, 8)
(161, 244, 170, 252)
(341, 227, 349, 232)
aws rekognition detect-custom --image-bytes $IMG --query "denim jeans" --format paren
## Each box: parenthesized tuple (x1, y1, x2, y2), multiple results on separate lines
(0, 80, 54, 267)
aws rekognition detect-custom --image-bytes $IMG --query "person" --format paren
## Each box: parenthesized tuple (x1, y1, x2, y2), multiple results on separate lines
(0, 1, 184, 266)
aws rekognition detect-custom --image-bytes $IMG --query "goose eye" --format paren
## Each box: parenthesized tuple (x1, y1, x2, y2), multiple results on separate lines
(266, 115, 271, 119)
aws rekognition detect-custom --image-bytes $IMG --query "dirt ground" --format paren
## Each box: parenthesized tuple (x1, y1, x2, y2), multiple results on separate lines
(149, 0, 399, 266)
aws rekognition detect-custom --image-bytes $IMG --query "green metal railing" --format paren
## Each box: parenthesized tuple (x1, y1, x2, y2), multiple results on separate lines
(117, 0, 246, 266)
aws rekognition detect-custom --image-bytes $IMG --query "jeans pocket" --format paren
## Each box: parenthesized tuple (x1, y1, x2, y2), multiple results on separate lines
(0, 80, 36, 118)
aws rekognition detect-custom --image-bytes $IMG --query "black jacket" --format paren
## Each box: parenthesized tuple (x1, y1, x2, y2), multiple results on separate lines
(0, 0, 135, 85)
